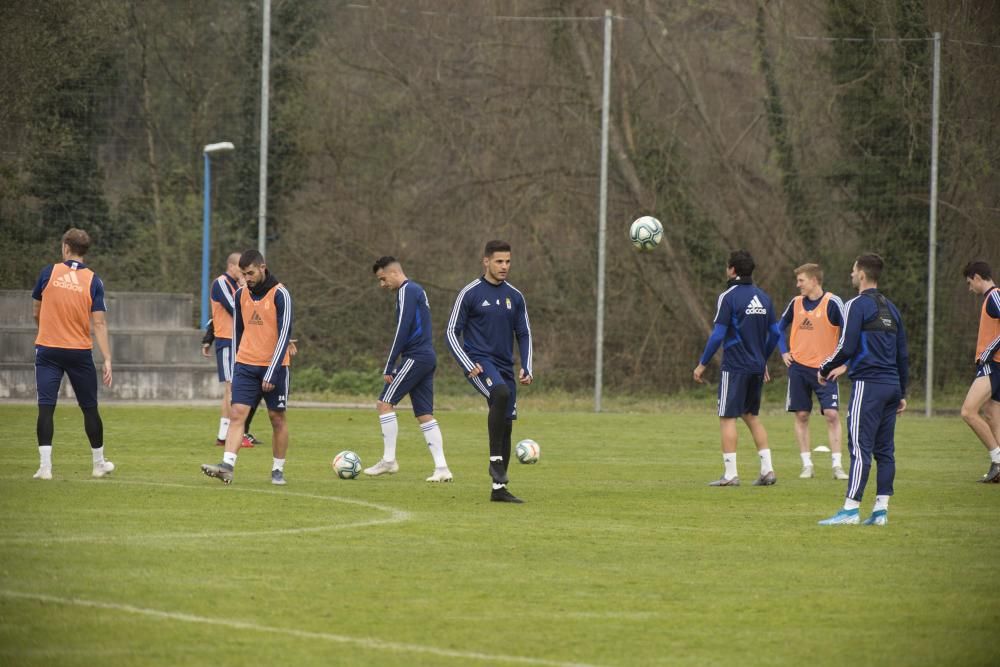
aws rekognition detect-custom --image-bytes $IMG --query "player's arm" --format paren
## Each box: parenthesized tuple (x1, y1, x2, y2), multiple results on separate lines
(231, 289, 244, 379)
(514, 294, 533, 384)
(445, 289, 478, 375)
(892, 303, 909, 398)
(211, 277, 236, 316)
(383, 285, 413, 375)
(31, 265, 53, 326)
(263, 286, 292, 388)
(694, 294, 731, 382)
(777, 298, 795, 361)
(819, 297, 864, 379)
(90, 276, 112, 387)
(764, 303, 781, 360)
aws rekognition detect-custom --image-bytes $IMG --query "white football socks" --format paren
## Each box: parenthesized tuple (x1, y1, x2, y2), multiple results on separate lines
(873, 495, 890, 512)
(223, 451, 237, 467)
(758, 448, 773, 475)
(420, 419, 447, 468)
(273, 457, 285, 472)
(39, 445, 52, 468)
(218, 417, 230, 441)
(723, 453, 737, 479)
(832, 452, 843, 468)
(990, 447, 1000, 464)
(800, 452, 812, 466)
(379, 412, 398, 462)
(843, 498, 861, 510)
(91, 446, 105, 464)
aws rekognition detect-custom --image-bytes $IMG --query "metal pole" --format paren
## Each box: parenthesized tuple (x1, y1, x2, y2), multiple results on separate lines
(925, 32, 941, 417)
(201, 153, 211, 330)
(258, 0, 271, 256)
(595, 8, 612, 413)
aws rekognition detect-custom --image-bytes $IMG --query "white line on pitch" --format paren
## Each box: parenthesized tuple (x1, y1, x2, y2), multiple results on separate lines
(0, 480, 410, 544)
(0, 590, 602, 667)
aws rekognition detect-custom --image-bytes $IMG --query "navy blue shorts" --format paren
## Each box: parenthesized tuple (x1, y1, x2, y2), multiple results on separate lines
(975, 361, 1000, 402)
(466, 357, 518, 420)
(718, 370, 763, 418)
(786, 363, 840, 413)
(35, 346, 99, 408)
(231, 363, 290, 411)
(215, 340, 233, 382)
(379, 358, 435, 416)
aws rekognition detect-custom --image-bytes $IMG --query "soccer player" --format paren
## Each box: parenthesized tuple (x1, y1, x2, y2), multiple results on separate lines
(777, 263, 849, 480)
(959, 261, 1000, 482)
(693, 249, 781, 487)
(445, 240, 533, 503)
(30, 228, 115, 480)
(201, 250, 293, 486)
(817, 254, 908, 526)
(364, 256, 453, 482)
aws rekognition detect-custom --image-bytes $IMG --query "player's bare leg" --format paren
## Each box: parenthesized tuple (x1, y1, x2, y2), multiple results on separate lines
(268, 409, 288, 485)
(709, 417, 741, 486)
(417, 413, 452, 482)
(201, 403, 249, 484)
(823, 408, 848, 479)
(365, 400, 400, 476)
(960, 377, 1000, 482)
(794, 411, 813, 478)
(743, 413, 776, 486)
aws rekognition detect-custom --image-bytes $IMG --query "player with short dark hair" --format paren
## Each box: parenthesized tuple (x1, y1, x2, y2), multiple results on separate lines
(31, 228, 115, 480)
(201, 250, 293, 485)
(445, 240, 533, 503)
(694, 250, 781, 487)
(817, 253, 908, 525)
(959, 260, 1000, 482)
(364, 256, 453, 482)
(778, 263, 849, 480)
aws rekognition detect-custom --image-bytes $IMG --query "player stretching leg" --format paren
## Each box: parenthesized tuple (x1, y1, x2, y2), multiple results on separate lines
(960, 261, 1000, 482)
(694, 250, 781, 487)
(446, 241, 533, 503)
(364, 256, 452, 482)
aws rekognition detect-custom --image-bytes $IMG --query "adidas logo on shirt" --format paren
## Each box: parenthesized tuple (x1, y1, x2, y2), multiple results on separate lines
(800, 317, 814, 330)
(249, 311, 265, 326)
(745, 295, 767, 315)
(481, 299, 491, 307)
(53, 271, 84, 293)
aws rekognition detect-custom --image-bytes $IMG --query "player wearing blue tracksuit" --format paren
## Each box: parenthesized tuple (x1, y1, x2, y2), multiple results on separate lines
(446, 240, 533, 503)
(365, 257, 451, 482)
(818, 254, 908, 526)
(694, 250, 782, 487)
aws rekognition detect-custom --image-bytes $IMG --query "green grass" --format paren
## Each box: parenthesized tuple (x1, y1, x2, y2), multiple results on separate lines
(0, 403, 997, 666)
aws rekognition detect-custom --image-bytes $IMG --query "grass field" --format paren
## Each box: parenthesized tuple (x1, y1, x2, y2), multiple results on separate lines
(1, 402, 998, 666)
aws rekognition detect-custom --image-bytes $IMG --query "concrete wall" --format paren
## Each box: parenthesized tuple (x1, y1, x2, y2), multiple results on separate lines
(0, 290, 222, 400)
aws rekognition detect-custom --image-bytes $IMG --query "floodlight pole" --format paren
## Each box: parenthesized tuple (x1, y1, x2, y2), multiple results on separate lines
(594, 9, 612, 413)
(201, 142, 235, 330)
(258, 0, 271, 256)
(925, 32, 941, 417)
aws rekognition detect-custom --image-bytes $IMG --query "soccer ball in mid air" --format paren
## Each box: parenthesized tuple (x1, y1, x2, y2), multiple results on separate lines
(515, 439, 540, 464)
(332, 450, 362, 479)
(629, 216, 663, 251)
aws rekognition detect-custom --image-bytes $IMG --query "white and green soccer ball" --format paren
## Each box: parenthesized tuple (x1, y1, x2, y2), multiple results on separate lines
(515, 439, 540, 464)
(629, 216, 663, 251)
(332, 450, 362, 479)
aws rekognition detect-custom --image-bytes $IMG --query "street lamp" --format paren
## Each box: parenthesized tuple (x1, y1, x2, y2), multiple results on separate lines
(201, 141, 235, 330)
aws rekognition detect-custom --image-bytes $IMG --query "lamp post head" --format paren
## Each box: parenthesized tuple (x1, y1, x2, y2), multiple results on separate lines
(203, 142, 235, 155)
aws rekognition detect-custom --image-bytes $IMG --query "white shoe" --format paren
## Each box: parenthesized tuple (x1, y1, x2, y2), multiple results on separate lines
(426, 468, 453, 483)
(832, 466, 849, 480)
(33, 466, 52, 480)
(363, 459, 399, 476)
(92, 460, 115, 478)
(799, 465, 814, 479)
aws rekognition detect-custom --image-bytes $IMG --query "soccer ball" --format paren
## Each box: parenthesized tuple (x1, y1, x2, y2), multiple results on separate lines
(515, 439, 540, 464)
(629, 216, 663, 251)
(332, 450, 362, 479)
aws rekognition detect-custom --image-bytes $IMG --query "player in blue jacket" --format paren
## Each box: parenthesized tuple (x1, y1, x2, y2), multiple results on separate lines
(446, 240, 533, 503)
(694, 250, 782, 487)
(817, 254, 908, 526)
(364, 257, 452, 482)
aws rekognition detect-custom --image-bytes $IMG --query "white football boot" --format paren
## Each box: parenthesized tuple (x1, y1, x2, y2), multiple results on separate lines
(364, 459, 399, 476)
(92, 460, 115, 478)
(426, 467, 453, 483)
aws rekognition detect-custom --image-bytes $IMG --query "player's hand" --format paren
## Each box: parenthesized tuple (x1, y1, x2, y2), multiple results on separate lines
(102, 360, 112, 387)
(262, 381, 275, 393)
(289, 340, 298, 357)
(781, 352, 793, 368)
(693, 364, 706, 384)
(383, 374, 393, 384)
(764, 368, 771, 383)
(519, 368, 532, 385)
(828, 365, 848, 382)
(201, 344, 211, 358)
(897, 398, 907, 414)
(467, 363, 484, 378)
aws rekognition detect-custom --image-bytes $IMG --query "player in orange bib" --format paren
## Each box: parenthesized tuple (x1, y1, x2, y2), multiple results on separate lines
(777, 264, 849, 480)
(201, 250, 293, 486)
(30, 228, 115, 480)
(960, 261, 1000, 483)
